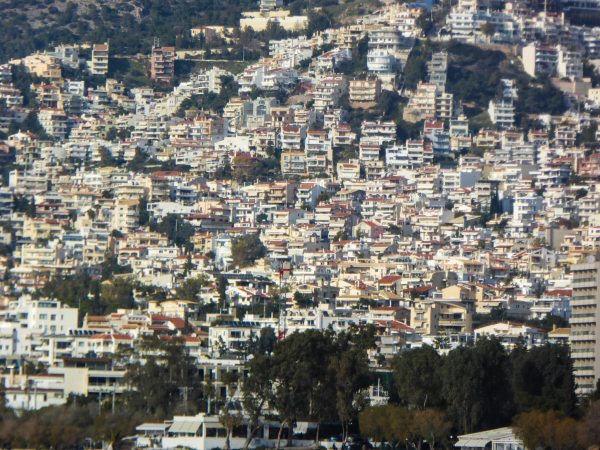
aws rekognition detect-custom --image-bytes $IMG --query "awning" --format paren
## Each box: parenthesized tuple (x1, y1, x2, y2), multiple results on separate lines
(136, 423, 170, 432)
(168, 421, 202, 434)
(455, 439, 491, 448)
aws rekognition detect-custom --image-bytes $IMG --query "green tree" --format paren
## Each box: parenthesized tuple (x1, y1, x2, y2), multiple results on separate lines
(138, 195, 149, 226)
(391, 345, 443, 410)
(216, 275, 228, 310)
(27, 196, 36, 219)
(293, 291, 313, 308)
(480, 21, 495, 36)
(242, 354, 275, 449)
(176, 275, 207, 301)
(230, 234, 267, 268)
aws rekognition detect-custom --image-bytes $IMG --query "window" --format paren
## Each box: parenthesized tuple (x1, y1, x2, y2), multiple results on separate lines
(51, 315, 56, 321)
(39, 314, 48, 320)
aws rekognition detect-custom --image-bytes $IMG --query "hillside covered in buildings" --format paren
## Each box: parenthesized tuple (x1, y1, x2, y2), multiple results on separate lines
(1, 0, 600, 448)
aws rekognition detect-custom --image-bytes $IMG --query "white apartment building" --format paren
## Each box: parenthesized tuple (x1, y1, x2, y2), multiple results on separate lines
(261, 68, 298, 89)
(367, 49, 397, 75)
(260, 0, 283, 11)
(6, 295, 78, 335)
(238, 65, 265, 93)
(189, 67, 231, 94)
(314, 75, 347, 111)
(513, 190, 542, 222)
(488, 100, 515, 128)
(368, 27, 405, 55)
(361, 121, 396, 143)
(522, 43, 582, 79)
(317, 48, 352, 71)
(0, 84, 23, 107)
(38, 108, 69, 140)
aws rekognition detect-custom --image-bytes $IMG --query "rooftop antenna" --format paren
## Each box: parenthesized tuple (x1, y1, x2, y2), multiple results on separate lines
(154, 37, 159, 49)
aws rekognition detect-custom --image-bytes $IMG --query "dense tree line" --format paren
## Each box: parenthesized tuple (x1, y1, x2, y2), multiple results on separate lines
(382, 337, 577, 438)
(0, 327, 377, 449)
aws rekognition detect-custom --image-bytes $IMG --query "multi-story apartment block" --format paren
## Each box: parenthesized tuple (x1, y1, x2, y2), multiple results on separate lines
(570, 261, 600, 395)
(361, 121, 396, 143)
(336, 159, 361, 180)
(368, 26, 405, 56)
(305, 130, 332, 175)
(317, 48, 352, 71)
(280, 126, 304, 152)
(0, 84, 23, 108)
(367, 50, 397, 75)
(522, 43, 582, 79)
(331, 125, 356, 147)
(90, 42, 109, 76)
(281, 151, 307, 176)
(150, 46, 175, 83)
(261, 68, 298, 89)
(359, 142, 381, 162)
(403, 82, 437, 122)
(513, 190, 542, 222)
(488, 100, 515, 128)
(46, 44, 80, 70)
(111, 198, 140, 234)
(314, 75, 347, 111)
(38, 108, 69, 140)
(429, 52, 448, 91)
(349, 78, 381, 103)
(238, 65, 265, 94)
(5, 295, 78, 335)
(189, 67, 230, 94)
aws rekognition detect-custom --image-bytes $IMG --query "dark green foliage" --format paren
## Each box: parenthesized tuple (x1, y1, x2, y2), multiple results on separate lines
(390, 337, 578, 435)
(174, 75, 239, 116)
(100, 254, 133, 280)
(392, 345, 443, 410)
(127, 149, 149, 172)
(337, 35, 369, 76)
(138, 195, 150, 226)
(232, 156, 282, 183)
(387, 224, 403, 235)
(510, 344, 577, 416)
(403, 40, 428, 90)
(293, 291, 313, 308)
(577, 122, 598, 145)
(149, 214, 195, 248)
(247, 327, 277, 356)
(306, 9, 332, 37)
(123, 339, 206, 414)
(0, 0, 261, 63)
(230, 234, 267, 268)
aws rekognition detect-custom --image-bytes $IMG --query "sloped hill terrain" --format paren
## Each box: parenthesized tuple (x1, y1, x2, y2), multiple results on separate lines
(0, 0, 258, 62)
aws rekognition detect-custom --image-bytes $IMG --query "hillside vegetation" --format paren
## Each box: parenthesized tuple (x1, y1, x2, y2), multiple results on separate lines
(0, 0, 258, 63)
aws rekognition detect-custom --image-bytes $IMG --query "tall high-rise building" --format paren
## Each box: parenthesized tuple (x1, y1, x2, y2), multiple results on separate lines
(570, 260, 600, 395)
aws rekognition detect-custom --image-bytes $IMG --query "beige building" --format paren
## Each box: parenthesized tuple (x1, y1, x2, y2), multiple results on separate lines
(9, 55, 62, 84)
(349, 78, 381, 103)
(411, 300, 472, 335)
(111, 198, 139, 234)
(90, 42, 109, 76)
